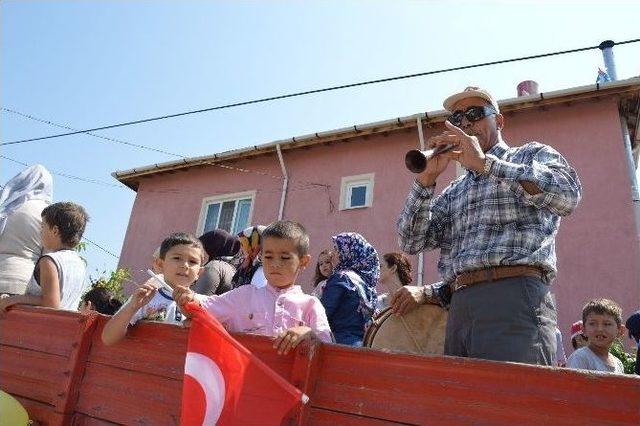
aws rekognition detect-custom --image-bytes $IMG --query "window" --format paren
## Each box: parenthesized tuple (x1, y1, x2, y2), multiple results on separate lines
(198, 191, 255, 235)
(340, 173, 374, 210)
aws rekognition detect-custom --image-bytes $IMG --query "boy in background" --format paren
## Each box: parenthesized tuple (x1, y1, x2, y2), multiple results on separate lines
(566, 299, 625, 374)
(0, 202, 88, 314)
(175, 220, 332, 355)
(101, 233, 204, 345)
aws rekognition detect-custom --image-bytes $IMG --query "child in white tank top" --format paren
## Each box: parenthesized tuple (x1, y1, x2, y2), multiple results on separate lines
(0, 202, 89, 314)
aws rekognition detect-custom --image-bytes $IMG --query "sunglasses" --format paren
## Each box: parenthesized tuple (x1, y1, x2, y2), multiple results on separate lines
(447, 105, 497, 127)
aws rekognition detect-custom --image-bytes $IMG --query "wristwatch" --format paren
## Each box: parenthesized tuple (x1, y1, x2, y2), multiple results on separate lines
(483, 154, 495, 175)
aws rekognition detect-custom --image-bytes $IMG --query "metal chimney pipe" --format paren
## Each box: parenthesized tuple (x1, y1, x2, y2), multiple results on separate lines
(598, 40, 618, 80)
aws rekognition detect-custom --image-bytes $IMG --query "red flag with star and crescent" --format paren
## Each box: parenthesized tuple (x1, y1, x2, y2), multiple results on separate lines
(180, 302, 306, 426)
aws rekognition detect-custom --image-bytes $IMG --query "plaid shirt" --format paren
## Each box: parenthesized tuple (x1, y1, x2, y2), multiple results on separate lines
(397, 140, 582, 291)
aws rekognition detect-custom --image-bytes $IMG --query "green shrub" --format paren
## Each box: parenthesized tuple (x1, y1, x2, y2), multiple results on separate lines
(610, 340, 637, 374)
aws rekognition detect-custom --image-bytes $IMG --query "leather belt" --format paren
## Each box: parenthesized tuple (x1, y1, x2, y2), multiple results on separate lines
(451, 265, 543, 293)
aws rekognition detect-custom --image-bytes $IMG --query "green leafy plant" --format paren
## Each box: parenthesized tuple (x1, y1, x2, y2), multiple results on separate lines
(87, 268, 131, 302)
(610, 339, 637, 374)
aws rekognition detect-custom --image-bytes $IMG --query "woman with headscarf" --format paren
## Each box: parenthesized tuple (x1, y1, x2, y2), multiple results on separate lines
(193, 229, 241, 296)
(0, 165, 53, 295)
(320, 232, 379, 346)
(231, 225, 267, 288)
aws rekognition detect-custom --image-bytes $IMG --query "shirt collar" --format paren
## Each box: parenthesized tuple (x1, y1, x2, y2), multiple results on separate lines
(266, 284, 302, 296)
(158, 287, 174, 301)
(486, 140, 509, 159)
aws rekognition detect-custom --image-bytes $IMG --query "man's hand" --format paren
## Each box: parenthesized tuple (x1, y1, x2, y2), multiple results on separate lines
(390, 285, 428, 316)
(273, 326, 314, 355)
(442, 121, 486, 173)
(417, 134, 454, 186)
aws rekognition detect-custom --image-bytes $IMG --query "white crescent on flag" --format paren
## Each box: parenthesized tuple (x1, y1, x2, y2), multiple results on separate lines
(184, 352, 226, 425)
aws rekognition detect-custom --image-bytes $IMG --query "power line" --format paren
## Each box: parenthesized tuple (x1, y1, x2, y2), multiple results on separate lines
(1, 109, 317, 184)
(1, 107, 183, 157)
(3, 38, 639, 147)
(1, 154, 124, 188)
(82, 236, 119, 259)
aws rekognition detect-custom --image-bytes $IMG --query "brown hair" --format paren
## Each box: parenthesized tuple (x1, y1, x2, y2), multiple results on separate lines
(383, 252, 412, 286)
(41, 202, 89, 247)
(313, 249, 333, 286)
(262, 220, 309, 257)
(160, 232, 205, 264)
(582, 298, 623, 326)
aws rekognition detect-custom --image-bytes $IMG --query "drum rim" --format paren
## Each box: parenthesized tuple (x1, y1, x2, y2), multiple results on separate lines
(363, 307, 395, 348)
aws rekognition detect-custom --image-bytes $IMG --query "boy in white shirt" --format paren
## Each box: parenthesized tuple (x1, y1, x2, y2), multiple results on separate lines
(101, 233, 204, 345)
(566, 299, 625, 374)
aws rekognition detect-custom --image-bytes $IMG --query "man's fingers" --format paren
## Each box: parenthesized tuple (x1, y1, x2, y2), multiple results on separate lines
(444, 120, 468, 136)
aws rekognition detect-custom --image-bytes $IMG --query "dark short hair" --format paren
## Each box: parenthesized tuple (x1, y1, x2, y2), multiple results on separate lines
(159, 232, 205, 263)
(81, 286, 122, 315)
(262, 220, 309, 257)
(41, 202, 89, 247)
(582, 298, 623, 326)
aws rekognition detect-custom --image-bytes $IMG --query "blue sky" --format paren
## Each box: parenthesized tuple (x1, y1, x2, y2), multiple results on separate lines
(2, 1, 640, 278)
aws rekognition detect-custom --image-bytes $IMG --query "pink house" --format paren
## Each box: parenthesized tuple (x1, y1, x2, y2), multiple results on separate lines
(114, 78, 640, 350)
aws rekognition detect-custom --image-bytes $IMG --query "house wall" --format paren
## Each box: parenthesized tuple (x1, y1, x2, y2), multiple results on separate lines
(118, 97, 640, 351)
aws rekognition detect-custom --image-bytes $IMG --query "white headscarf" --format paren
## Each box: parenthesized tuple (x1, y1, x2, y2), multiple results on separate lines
(0, 164, 53, 235)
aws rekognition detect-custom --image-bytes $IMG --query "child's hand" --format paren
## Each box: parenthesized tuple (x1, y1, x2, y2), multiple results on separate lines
(131, 282, 157, 309)
(273, 326, 314, 355)
(0, 296, 15, 318)
(173, 286, 196, 316)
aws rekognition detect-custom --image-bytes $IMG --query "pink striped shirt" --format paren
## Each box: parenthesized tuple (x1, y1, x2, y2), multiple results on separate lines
(198, 284, 332, 343)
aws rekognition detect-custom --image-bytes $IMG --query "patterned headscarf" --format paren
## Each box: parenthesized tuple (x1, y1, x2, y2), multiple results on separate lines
(332, 232, 379, 311)
(0, 164, 53, 235)
(237, 225, 266, 262)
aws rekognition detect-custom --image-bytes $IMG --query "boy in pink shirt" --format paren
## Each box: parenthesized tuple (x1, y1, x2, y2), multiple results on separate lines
(175, 220, 332, 354)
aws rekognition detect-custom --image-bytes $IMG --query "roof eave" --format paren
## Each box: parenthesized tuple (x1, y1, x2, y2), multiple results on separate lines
(113, 77, 640, 190)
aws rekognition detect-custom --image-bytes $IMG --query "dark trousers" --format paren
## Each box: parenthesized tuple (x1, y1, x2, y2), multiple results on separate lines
(444, 276, 557, 366)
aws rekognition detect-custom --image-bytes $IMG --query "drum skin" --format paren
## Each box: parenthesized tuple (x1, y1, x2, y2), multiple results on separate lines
(364, 304, 448, 355)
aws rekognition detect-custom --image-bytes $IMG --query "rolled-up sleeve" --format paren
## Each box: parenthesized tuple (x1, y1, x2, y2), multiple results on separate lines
(397, 180, 451, 254)
(489, 143, 582, 216)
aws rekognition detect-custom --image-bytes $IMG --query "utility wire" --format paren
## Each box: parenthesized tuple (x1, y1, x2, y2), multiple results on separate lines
(82, 236, 120, 259)
(1, 109, 316, 184)
(3, 37, 639, 147)
(1, 107, 183, 157)
(1, 154, 124, 188)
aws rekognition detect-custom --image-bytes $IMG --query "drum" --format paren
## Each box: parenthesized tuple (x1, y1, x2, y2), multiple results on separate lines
(364, 304, 448, 355)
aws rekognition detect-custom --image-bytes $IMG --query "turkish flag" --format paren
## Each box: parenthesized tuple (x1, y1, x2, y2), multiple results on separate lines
(180, 302, 307, 426)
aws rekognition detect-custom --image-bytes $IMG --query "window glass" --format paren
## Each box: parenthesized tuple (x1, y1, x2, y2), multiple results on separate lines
(203, 203, 221, 233)
(233, 199, 252, 234)
(218, 201, 236, 232)
(349, 185, 367, 207)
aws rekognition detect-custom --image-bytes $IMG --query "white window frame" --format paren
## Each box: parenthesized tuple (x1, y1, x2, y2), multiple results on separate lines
(196, 190, 256, 236)
(339, 173, 375, 210)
